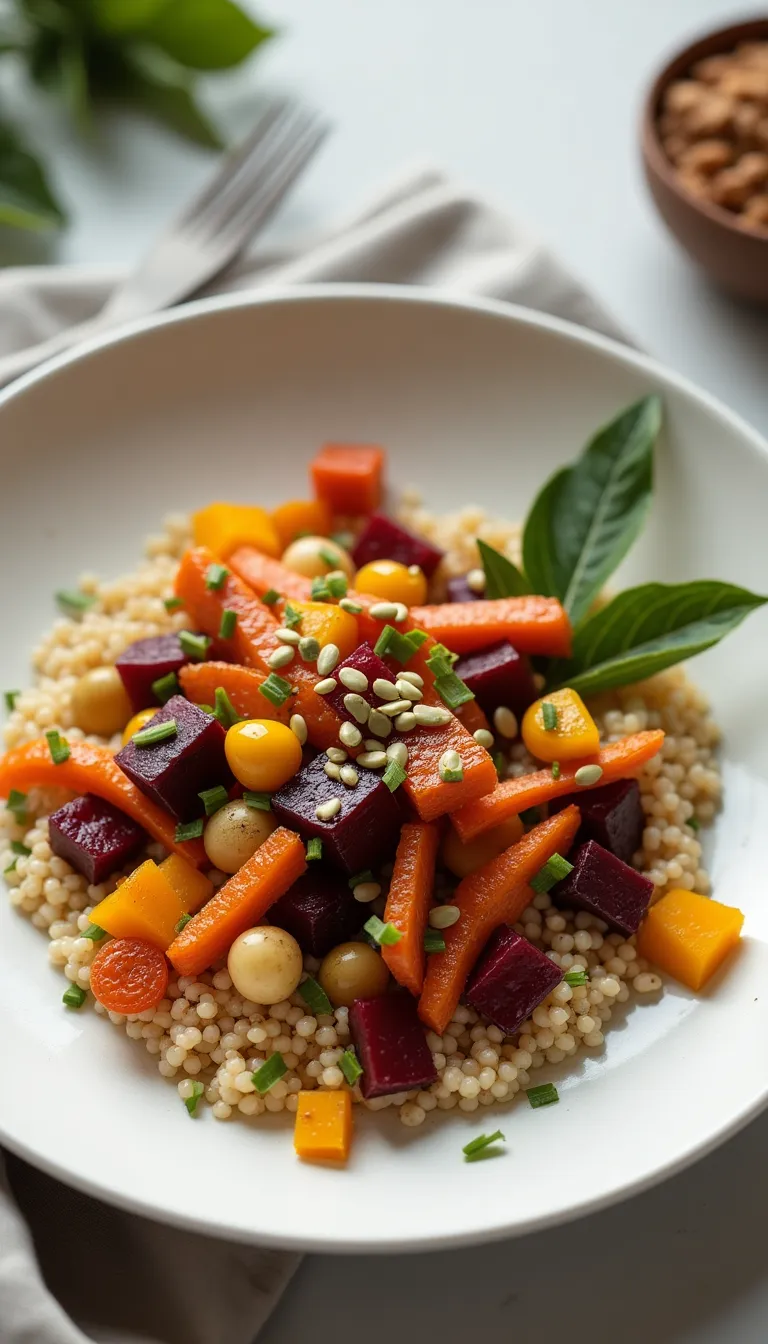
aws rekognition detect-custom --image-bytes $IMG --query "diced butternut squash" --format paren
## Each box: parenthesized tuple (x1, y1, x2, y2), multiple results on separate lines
(271, 499, 332, 548)
(192, 503, 281, 560)
(522, 688, 599, 763)
(637, 888, 744, 991)
(159, 854, 213, 914)
(286, 600, 360, 661)
(311, 443, 385, 516)
(294, 1089, 353, 1164)
(90, 860, 185, 951)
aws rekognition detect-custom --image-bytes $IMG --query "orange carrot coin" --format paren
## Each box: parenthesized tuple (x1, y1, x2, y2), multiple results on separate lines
(90, 938, 169, 1015)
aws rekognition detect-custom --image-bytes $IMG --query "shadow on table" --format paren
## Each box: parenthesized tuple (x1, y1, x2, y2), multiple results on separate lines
(265, 1106, 768, 1344)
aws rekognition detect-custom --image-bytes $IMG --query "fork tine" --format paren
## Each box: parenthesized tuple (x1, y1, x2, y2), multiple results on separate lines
(208, 119, 329, 249)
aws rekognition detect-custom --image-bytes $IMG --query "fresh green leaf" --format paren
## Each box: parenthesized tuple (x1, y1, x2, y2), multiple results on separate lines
(145, 0, 273, 71)
(476, 539, 529, 598)
(522, 468, 569, 602)
(114, 50, 223, 148)
(0, 124, 66, 231)
(86, 0, 170, 35)
(553, 580, 768, 697)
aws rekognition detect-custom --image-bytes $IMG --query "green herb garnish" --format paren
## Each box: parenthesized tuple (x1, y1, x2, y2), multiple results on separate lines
(310, 576, 331, 601)
(175, 818, 204, 842)
(306, 837, 323, 860)
(262, 589, 280, 606)
(45, 730, 70, 765)
(243, 791, 271, 811)
(175, 913, 193, 934)
(219, 608, 237, 640)
(541, 702, 558, 731)
(299, 977, 333, 1016)
(373, 624, 421, 664)
(82, 924, 106, 942)
(62, 983, 87, 1009)
(339, 1048, 363, 1086)
(213, 686, 241, 729)
(198, 784, 229, 816)
(477, 538, 529, 598)
(364, 915, 402, 947)
(6, 789, 27, 823)
(283, 603, 303, 630)
(551, 761, 561, 780)
(151, 671, 179, 704)
(434, 673, 474, 710)
(132, 718, 177, 748)
(381, 760, 407, 792)
(4, 858, 17, 874)
(178, 630, 211, 662)
(326, 573, 348, 599)
(493, 751, 505, 779)
(56, 590, 97, 619)
(526, 1083, 559, 1109)
(348, 869, 374, 889)
(688, 816, 701, 832)
(11, 840, 31, 857)
(4, 690, 19, 712)
(252, 1052, 287, 1093)
(530, 852, 573, 894)
(319, 546, 340, 568)
(564, 969, 588, 987)
(184, 1080, 205, 1117)
(164, 597, 184, 613)
(205, 563, 229, 590)
(258, 672, 294, 708)
(463, 1129, 505, 1161)
(424, 928, 446, 953)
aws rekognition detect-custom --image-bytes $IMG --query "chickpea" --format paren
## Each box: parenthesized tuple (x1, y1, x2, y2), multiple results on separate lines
(72, 666, 132, 737)
(204, 799, 277, 873)
(228, 926, 303, 1004)
(280, 535, 355, 581)
(318, 941, 390, 1008)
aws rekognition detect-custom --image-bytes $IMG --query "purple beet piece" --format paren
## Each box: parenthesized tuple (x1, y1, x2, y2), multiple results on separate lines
(465, 927, 563, 1035)
(115, 634, 188, 713)
(114, 695, 232, 822)
(552, 839, 653, 936)
(325, 642, 396, 725)
(454, 641, 537, 718)
(271, 752, 401, 875)
(270, 868, 363, 957)
(352, 513, 444, 578)
(550, 779, 644, 865)
(48, 794, 146, 885)
(446, 574, 480, 604)
(350, 993, 437, 1099)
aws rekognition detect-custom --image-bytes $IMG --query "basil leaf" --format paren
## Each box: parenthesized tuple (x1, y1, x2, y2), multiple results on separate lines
(552, 580, 768, 696)
(116, 51, 223, 147)
(477, 539, 528, 599)
(0, 124, 66, 231)
(87, 0, 170, 35)
(523, 396, 661, 625)
(145, 0, 274, 71)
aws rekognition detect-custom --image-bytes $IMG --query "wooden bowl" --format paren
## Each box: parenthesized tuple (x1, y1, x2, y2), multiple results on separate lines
(641, 18, 768, 305)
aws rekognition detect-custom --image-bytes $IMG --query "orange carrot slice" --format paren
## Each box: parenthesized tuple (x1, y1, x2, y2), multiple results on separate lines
(452, 730, 665, 842)
(310, 442, 385, 516)
(90, 938, 169, 1015)
(382, 822, 439, 996)
(179, 662, 291, 724)
(408, 597, 572, 657)
(418, 806, 581, 1033)
(167, 827, 306, 977)
(228, 547, 314, 604)
(0, 739, 208, 868)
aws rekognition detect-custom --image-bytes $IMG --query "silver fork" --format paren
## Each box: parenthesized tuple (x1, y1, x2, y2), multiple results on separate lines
(0, 99, 328, 386)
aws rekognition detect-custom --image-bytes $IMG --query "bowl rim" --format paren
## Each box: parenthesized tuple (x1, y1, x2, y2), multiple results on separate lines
(640, 15, 768, 244)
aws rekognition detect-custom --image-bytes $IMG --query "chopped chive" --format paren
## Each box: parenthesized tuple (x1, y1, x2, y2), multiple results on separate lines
(10, 840, 31, 856)
(326, 573, 348, 599)
(298, 977, 333, 1015)
(184, 1079, 205, 1116)
(175, 818, 204, 842)
(564, 968, 588, 987)
(407, 630, 429, 652)
(463, 1128, 505, 1161)
(243, 790, 272, 811)
(62, 982, 87, 1009)
(425, 651, 453, 679)
(364, 915, 402, 947)
(7, 789, 27, 823)
(213, 686, 241, 729)
(205, 562, 229, 591)
(197, 704, 214, 715)
(319, 546, 340, 568)
(493, 751, 505, 779)
(258, 672, 294, 708)
(530, 852, 573, 894)
(4, 858, 17, 873)
(433, 672, 475, 710)
(178, 630, 211, 661)
(82, 924, 106, 941)
(310, 576, 331, 601)
(348, 869, 374, 889)
(373, 624, 423, 664)
(382, 759, 407, 792)
(339, 1047, 363, 1086)
(262, 588, 280, 606)
(252, 1052, 287, 1093)
(219, 608, 237, 640)
(132, 719, 177, 748)
(526, 1083, 559, 1109)
(689, 816, 701, 832)
(198, 784, 229, 816)
(551, 761, 561, 780)
(45, 730, 70, 765)
(151, 671, 179, 704)
(541, 702, 559, 731)
(175, 912, 193, 934)
(4, 690, 19, 712)
(331, 530, 355, 551)
(424, 928, 446, 953)
(56, 590, 97, 619)
(164, 596, 184, 612)
(283, 603, 303, 630)
(306, 837, 323, 861)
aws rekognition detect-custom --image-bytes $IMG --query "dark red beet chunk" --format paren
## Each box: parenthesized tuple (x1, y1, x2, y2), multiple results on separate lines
(350, 993, 437, 1098)
(271, 752, 401, 875)
(270, 868, 363, 957)
(552, 839, 653, 936)
(454, 641, 537, 718)
(550, 779, 644, 865)
(325, 643, 396, 725)
(49, 794, 146, 885)
(446, 574, 480, 604)
(114, 695, 231, 822)
(115, 635, 188, 713)
(465, 927, 563, 1035)
(352, 513, 444, 578)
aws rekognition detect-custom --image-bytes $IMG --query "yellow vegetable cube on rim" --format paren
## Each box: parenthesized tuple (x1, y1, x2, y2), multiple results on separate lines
(89, 860, 186, 951)
(522, 687, 600, 763)
(193, 503, 281, 560)
(637, 888, 744, 992)
(294, 1089, 353, 1164)
(159, 853, 213, 914)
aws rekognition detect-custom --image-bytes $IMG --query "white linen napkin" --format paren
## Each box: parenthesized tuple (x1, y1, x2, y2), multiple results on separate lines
(0, 164, 624, 1344)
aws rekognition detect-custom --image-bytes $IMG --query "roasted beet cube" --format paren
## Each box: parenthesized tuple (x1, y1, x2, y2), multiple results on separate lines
(550, 779, 644, 865)
(446, 574, 481, 604)
(115, 635, 188, 713)
(465, 927, 563, 1034)
(271, 752, 401, 875)
(552, 839, 653, 936)
(114, 695, 231, 822)
(350, 993, 437, 1098)
(325, 642, 396, 725)
(270, 868, 363, 957)
(454, 641, 537, 718)
(49, 794, 145, 885)
(352, 513, 444, 578)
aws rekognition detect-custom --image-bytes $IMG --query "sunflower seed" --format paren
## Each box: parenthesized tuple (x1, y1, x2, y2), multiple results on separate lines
(315, 798, 342, 821)
(378, 699, 412, 718)
(386, 742, 409, 768)
(493, 706, 518, 739)
(316, 644, 340, 676)
(324, 762, 342, 781)
(352, 881, 381, 903)
(343, 693, 370, 724)
(373, 678, 400, 702)
(326, 747, 348, 763)
(268, 646, 294, 669)
(339, 598, 363, 614)
(473, 728, 495, 749)
(314, 678, 338, 695)
(340, 765, 359, 788)
(276, 628, 302, 646)
(356, 751, 388, 769)
(467, 568, 486, 594)
(369, 602, 399, 621)
(367, 709, 392, 738)
(398, 671, 424, 688)
(339, 721, 362, 748)
(429, 904, 461, 929)
(413, 704, 452, 726)
(392, 603, 408, 623)
(338, 667, 369, 693)
(575, 764, 604, 787)
(395, 678, 422, 701)
(289, 714, 308, 745)
(394, 711, 417, 732)
(364, 739, 382, 752)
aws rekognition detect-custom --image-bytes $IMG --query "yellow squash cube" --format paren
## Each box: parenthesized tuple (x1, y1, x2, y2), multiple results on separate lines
(294, 1089, 353, 1164)
(90, 859, 186, 951)
(288, 600, 360, 661)
(522, 687, 600, 763)
(192, 503, 281, 560)
(637, 888, 744, 992)
(159, 854, 213, 914)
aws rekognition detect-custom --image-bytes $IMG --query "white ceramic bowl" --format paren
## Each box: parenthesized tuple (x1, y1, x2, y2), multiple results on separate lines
(0, 287, 767, 1253)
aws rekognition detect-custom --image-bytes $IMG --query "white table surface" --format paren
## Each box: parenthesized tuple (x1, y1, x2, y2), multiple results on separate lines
(5, 1, 768, 1338)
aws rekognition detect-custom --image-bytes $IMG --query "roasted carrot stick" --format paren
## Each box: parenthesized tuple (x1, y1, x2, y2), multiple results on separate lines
(408, 597, 572, 657)
(0, 739, 208, 868)
(89, 938, 169, 1015)
(167, 827, 306, 977)
(418, 806, 581, 1033)
(452, 730, 665, 842)
(179, 662, 291, 725)
(382, 822, 439, 996)
(228, 547, 314, 604)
